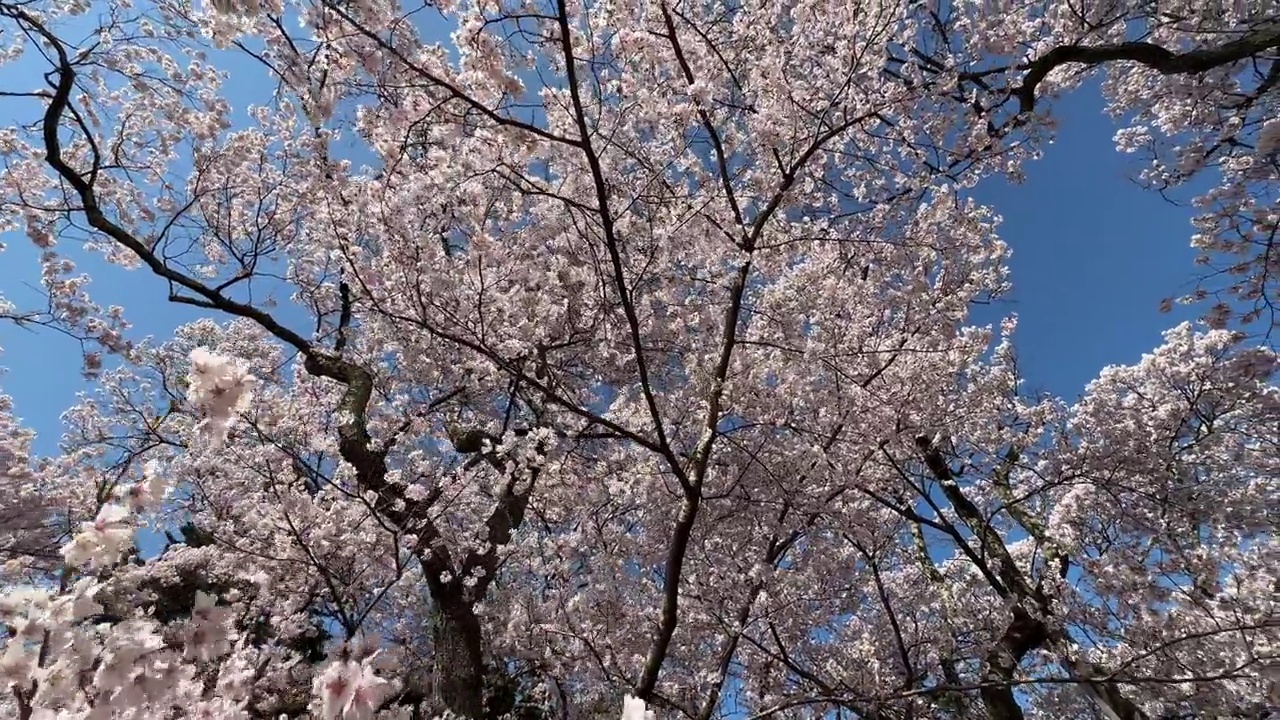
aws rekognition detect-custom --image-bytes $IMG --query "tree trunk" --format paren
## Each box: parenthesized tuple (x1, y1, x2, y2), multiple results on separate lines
(431, 598, 487, 719)
(980, 605, 1049, 720)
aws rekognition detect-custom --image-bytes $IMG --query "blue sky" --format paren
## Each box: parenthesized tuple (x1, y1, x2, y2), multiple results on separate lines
(969, 81, 1203, 398)
(0, 21, 1205, 457)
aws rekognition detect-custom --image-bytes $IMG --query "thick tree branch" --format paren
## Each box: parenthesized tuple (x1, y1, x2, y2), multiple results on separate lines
(1018, 27, 1280, 113)
(913, 435, 1156, 720)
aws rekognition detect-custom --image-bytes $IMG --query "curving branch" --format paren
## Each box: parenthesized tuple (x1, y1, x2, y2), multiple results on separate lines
(1017, 26, 1280, 113)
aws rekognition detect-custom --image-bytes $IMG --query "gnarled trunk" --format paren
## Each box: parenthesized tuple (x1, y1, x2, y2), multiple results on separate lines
(431, 598, 487, 719)
(981, 605, 1049, 720)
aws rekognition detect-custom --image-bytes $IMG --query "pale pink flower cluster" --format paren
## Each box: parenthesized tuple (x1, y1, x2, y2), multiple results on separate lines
(62, 458, 169, 568)
(187, 347, 257, 441)
(125, 460, 169, 511)
(60, 502, 133, 568)
(183, 591, 235, 663)
(313, 658, 393, 720)
(622, 695, 655, 720)
(204, 0, 281, 17)
(0, 351, 264, 718)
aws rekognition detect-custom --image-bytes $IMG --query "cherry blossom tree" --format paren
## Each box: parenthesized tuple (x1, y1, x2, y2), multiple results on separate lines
(0, 0, 1277, 719)
(0, 382, 63, 576)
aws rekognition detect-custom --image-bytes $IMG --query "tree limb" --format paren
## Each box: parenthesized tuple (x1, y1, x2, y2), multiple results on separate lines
(1018, 27, 1280, 113)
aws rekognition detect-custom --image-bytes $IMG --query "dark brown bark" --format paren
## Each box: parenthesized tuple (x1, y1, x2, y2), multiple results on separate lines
(980, 606, 1050, 720)
(431, 598, 488, 719)
(1017, 27, 1280, 114)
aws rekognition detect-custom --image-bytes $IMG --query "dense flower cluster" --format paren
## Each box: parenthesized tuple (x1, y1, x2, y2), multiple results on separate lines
(187, 348, 258, 443)
(0, 0, 1276, 718)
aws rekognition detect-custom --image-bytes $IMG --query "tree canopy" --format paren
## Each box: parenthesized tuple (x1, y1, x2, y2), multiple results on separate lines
(0, 1, 1277, 718)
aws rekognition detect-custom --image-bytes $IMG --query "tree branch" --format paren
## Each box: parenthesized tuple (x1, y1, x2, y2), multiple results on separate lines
(1018, 27, 1280, 113)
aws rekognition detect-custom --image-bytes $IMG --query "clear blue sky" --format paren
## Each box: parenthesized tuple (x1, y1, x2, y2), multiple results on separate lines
(0, 29, 1204, 456)
(968, 81, 1203, 398)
